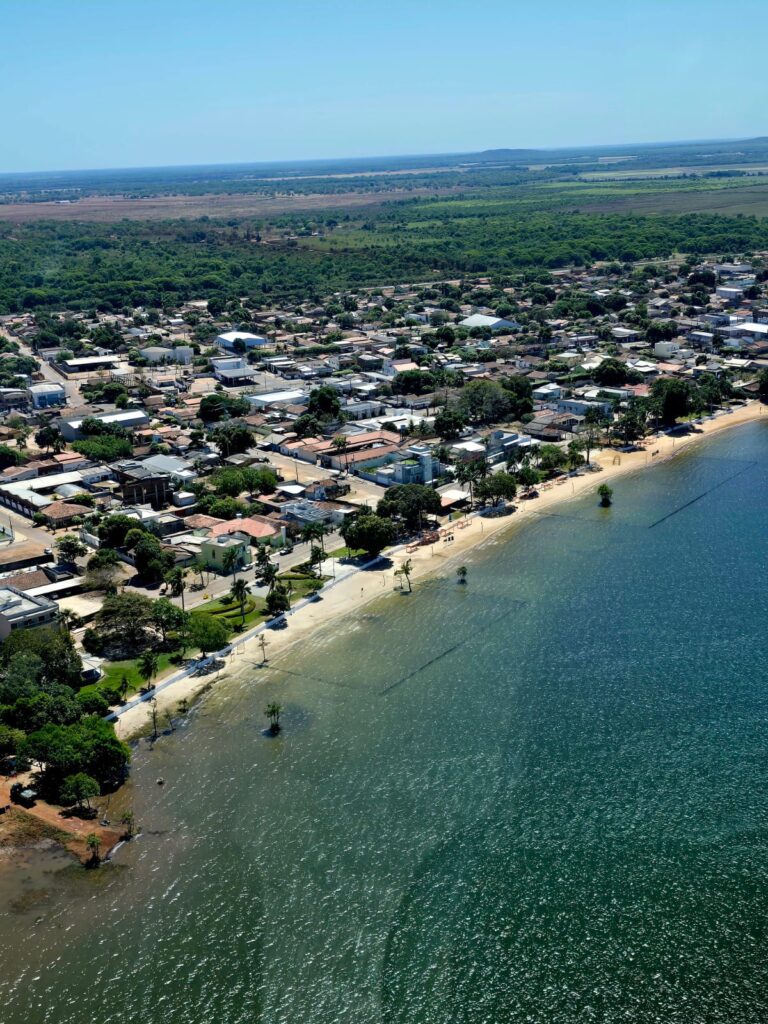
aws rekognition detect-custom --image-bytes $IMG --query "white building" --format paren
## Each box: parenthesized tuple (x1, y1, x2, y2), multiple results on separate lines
(28, 382, 66, 409)
(216, 331, 269, 352)
(0, 585, 58, 639)
(58, 409, 150, 441)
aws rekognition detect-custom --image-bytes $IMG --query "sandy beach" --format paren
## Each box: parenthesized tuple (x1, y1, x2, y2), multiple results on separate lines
(115, 401, 766, 740)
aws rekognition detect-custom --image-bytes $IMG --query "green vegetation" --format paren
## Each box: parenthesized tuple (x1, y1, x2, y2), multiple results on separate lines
(0, 626, 129, 803)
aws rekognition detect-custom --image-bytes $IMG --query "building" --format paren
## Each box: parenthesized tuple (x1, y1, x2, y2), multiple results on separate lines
(58, 409, 150, 440)
(41, 500, 92, 528)
(28, 382, 66, 409)
(216, 331, 269, 352)
(0, 467, 113, 517)
(56, 354, 121, 376)
(200, 533, 250, 573)
(0, 387, 31, 412)
(0, 585, 58, 639)
(459, 314, 519, 331)
(113, 460, 174, 509)
(140, 346, 193, 365)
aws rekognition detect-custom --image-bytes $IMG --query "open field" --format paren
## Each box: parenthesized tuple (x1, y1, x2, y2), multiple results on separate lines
(575, 180, 768, 217)
(0, 186, 463, 223)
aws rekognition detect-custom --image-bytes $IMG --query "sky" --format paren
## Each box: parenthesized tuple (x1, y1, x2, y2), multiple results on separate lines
(2, 0, 768, 173)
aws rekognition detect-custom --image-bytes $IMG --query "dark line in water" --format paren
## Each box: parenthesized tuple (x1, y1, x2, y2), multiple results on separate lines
(380, 604, 523, 695)
(648, 461, 757, 528)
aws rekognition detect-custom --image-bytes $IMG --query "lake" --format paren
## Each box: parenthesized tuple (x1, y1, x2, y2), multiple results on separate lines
(1, 421, 767, 1024)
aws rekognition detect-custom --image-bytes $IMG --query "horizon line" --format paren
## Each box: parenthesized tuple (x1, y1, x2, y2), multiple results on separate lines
(1, 134, 765, 180)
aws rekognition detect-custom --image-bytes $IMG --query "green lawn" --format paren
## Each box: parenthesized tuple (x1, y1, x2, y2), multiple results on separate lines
(327, 545, 366, 559)
(101, 650, 184, 697)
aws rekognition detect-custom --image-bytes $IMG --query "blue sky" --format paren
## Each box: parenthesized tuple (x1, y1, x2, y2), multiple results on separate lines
(2, 0, 767, 172)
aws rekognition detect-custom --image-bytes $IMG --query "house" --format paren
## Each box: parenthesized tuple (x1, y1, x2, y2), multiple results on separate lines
(209, 516, 284, 547)
(200, 533, 250, 573)
(216, 331, 269, 352)
(28, 382, 66, 409)
(0, 585, 58, 639)
(557, 398, 613, 418)
(40, 500, 92, 528)
(532, 382, 563, 403)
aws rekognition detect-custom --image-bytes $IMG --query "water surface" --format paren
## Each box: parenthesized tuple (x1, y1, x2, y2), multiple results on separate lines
(1, 422, 767, 1023)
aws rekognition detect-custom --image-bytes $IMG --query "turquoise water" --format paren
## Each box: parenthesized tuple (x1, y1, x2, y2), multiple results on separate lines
(1, 422, 768, 1023)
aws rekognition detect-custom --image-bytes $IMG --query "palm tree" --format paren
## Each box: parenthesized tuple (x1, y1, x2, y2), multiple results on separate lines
(456, 565, 468, 584)
(165, 567, 187, 611)
(258, 633, 269, 665)
(85, 833, 102, 866)
(138, 650, 159, 690)
(191, 558, 208, 588)
(120, 811, 136, 839)
(230, 577, 250, 625)
(395, 557, 414, 593)
(302, 521, 327, 552)
(222, 547, 240, 582)
(58, 608, 81, 632)
(264, 702, 282, 735)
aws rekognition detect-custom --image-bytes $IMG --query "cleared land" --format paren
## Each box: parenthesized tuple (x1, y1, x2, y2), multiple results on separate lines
(576, 181, 768, 217)
(0, 186, 461, 223)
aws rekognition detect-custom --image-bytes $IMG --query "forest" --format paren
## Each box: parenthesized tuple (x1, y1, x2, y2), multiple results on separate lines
(3, 203, 768, 315)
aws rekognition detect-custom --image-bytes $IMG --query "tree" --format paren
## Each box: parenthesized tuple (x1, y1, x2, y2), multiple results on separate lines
(188, 612, 229, 655)
(164, 567, 187, 611)
(151, 597, 186, 645)
(538, 444, 568, 475)
(650, 378, 692, 425)
(455, 459, 488, 507)
(138, 650, 159, 689)
(377, 484, 442, 530)
(265, 583, 291, 618)
(56, 533, 86, 563)
(199, 393, 249, 422)
(230, 578, 250, 625)
(85, 547, 122, 591)
(254, 547, 279, 591)
(60, 772, 100, 811)
(35, 424, 65, 453)
(395, 557, 414, 592)
(0, 445, 23, 470)
(567, 439, 585, 471)
(86, 832, 102, 865)
(301, 521, 327, 552)
(476, 471, 517, 506)
(264, 702, 282, 735)
(208, 420, 254, 456)
(222, 547, 240, 581)
(96, 592, 155, 653)
(340, 513, 396, 557)
(758, 368, 768, 402)
(581, 407, 607, 464)
(434, 406, 465, 441)
(516, 464, 540, 489)
(456, 565, 468, 584)
(598, 483, 614, 507)
(457, 380, 511, 424)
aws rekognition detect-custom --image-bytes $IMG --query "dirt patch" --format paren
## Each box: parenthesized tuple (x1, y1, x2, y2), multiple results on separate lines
(0, 187, 461, 223)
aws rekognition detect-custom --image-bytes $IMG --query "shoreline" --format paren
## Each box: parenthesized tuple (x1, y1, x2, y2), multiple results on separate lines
(114, 400, 766, 740)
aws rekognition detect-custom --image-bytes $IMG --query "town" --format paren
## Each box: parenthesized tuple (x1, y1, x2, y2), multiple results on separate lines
(0, 251, 766, 859)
